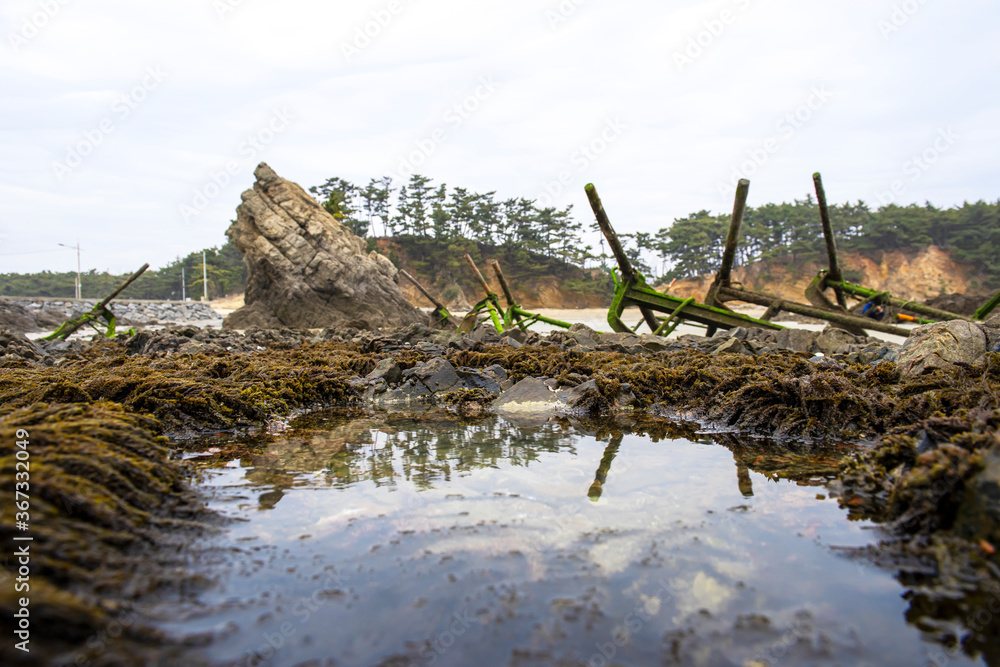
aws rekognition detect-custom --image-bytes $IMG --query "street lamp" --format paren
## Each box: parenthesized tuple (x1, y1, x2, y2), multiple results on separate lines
(57, 241, 81, 299)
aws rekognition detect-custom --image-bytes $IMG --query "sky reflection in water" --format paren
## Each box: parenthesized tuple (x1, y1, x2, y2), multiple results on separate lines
(159, 413, 983, 667)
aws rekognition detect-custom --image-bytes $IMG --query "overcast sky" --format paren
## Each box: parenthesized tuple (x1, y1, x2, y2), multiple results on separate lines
(1, 0, 998, 274)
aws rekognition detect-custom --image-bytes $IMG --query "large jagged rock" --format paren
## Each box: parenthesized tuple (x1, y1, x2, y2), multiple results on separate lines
(223, 163, 422, 330)
(896, 319, 989, 377)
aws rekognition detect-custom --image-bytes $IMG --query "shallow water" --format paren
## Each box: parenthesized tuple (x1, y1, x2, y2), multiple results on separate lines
(153, 413, 983, 667)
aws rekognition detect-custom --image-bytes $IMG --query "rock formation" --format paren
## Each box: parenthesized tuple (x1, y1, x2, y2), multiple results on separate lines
(223, 163, 422, 330)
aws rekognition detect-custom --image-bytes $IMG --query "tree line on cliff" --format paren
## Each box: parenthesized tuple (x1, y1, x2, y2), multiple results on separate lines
(653, 196, 1000, 286)
(310, 173, 1000, 289)
(2, 173, 997, 299)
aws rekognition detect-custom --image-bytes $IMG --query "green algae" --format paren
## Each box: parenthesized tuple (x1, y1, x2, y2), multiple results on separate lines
(0, 402, 209, 664)
(2, 336, 999, 663)
(0, 341, 377, 434)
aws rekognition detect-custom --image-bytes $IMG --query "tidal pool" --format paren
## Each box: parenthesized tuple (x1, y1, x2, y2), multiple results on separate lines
(151, 412, 988, 667)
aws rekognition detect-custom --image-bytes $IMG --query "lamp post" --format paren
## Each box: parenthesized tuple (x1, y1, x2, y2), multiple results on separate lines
(57, 241, 81, 299)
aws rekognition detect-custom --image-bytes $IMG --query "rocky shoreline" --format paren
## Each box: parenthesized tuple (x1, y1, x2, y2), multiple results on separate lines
(1, 317, 999, 664)
(0, 296, 220, 332)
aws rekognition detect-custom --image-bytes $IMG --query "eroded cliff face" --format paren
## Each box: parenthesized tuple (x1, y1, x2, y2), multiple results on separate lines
(668, 246, 989, 304)
(223, 164, 422, 330)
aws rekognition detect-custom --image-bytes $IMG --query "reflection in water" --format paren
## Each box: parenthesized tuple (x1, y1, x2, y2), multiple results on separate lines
(587, 434, 622, 501)
(167, 411, 992, 667)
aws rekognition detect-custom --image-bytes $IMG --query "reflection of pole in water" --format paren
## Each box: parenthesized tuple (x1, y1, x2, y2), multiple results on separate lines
(588, 435, 623, 501)
(736, 462, 754, 497)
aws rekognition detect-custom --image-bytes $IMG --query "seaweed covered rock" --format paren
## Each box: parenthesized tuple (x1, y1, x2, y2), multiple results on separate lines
(223, 163, 422, 330)
(0, 299, 37, 332)
(0, 403, 207, 665)
(897, 320, 989, 377)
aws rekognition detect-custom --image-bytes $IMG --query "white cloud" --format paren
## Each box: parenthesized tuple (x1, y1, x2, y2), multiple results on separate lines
(0, 0, 998, 273)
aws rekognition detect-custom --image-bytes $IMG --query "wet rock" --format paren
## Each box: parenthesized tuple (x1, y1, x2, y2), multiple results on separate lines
(562, 379, 601, 411)
(855, 342, 899, 365)
(721, 326, 751, 340)
(955, 443, 1000, 544)
(567, 323, 600, 350)
(712, 337, 750, 356)
(493, 377, 562, 414)
(896, 320, 988, 377)
(500, 334, 523, 348)
(504, 328, 528, 344)
(925, 292, 983, 317)
(0, 300, 37, 332)
(468, 323, 502, 345)
(483, 364, 508, 383)
(774, 328, 819, 354)
(223, 163, 421, 330)
(982, 313, 1000, 352)
(0, 329, 43, 361)
(815, 328, 866, 356)
(365, 359, 402, 384)
(638, 333, 671, 352)
(379, 379, 432, 404)
(456, 367, 502, 394)
(596, 331, 643, 354)
(614, 383, 638, 408)
(409, 357, 461, 393)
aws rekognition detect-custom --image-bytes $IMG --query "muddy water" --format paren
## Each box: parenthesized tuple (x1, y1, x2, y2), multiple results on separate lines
(154, 414, 978, 667)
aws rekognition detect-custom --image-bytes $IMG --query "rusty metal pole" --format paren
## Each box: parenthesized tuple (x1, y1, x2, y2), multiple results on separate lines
(490, 259, 518, 308)
(400, 269, 447, 312)
(464, 254, 493, 295)
(813, 172, 847, 308)
(490, 259, 525, 324)
(585, 184, 637, 284)
(704, 179, 750, 336)
(718, 178, 750, 287)
(585, 183, 659, 332)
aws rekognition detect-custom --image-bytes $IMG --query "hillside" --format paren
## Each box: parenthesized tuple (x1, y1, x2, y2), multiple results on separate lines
(379, 237, 611, 310)
(667, 245, 992, 305)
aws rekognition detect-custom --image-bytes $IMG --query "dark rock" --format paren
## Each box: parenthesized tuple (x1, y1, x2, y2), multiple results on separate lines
(614, 383, 638, 408)
(712, 338, 750, 356)
(955, 444, 1000, 544)
(0, 300, 37, 333)
(815, 328, 866, 356)
(366, 359, 402, 385)
(982, 313, 1000, 351)
(721, 327, 750, 340)
(567, 323, 600, 350)
(223, 163, 421, 330)
(775, 328, 819, 354)
(379, 379, 431, 403)
(410, 357, 460, 393)
(896, 320, 988, 377)
(924, 293, 983, 317)
(638, 334, 670, 352)
(483, 365, 508, 383)
(0, 330, 43, 361)
(562, 379, 601, 411)
(500, 335, 523, 348)
(222, 300, 284, 329)
(504, 328, 528, 344)
(455, 367, 502, 395)
(493, 377, 561, 413)
(469, 323, 502, 345)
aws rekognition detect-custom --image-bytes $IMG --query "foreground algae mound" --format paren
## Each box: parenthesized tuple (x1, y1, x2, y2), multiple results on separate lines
(0, 402, 208, 665)
(1, 324, 999, 662)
